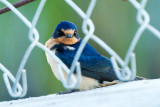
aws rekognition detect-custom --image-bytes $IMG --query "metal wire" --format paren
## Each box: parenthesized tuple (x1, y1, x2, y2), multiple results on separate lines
(0, 0, 159, 98)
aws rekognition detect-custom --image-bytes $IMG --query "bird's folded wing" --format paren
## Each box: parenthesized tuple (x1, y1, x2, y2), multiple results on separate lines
(58, 52, 118, 82)
(80, 56, 118, 82)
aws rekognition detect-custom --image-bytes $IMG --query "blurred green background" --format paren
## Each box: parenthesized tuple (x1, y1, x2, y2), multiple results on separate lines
(0, 0, 160, 101)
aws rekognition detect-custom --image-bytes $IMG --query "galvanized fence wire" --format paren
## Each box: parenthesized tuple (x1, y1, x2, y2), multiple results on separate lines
(0, 0, 159, 98)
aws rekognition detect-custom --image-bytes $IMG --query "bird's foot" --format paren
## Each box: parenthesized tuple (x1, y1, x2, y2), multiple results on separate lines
(135, 76, 147, 80)
(57, 89, 80, 95)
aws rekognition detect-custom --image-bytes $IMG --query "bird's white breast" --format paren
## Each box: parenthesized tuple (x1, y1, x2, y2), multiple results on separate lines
(46, 50, 60, 80)
(45, 38, 61, 80)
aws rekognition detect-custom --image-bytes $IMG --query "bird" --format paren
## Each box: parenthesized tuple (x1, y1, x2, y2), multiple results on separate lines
(45, 21, 145, 94)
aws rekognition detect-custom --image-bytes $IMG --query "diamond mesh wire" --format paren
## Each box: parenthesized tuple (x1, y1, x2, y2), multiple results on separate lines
(0, 0, 159, 98)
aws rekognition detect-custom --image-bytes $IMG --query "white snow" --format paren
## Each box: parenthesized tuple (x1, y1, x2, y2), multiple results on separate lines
(0, 79, 160, 107)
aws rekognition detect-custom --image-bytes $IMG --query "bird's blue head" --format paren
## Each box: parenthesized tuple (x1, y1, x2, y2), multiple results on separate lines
(52, 21, 80, 45)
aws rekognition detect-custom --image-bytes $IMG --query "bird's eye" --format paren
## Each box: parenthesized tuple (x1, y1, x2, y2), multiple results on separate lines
(73, 31, 77, 36)
(57, 31, 64, 36)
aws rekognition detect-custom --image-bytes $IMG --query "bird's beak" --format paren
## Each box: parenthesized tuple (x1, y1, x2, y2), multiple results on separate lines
(65, 34, 73, 38)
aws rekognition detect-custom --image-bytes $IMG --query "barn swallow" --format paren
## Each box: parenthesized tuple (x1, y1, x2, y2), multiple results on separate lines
(45, 21, 144, 94)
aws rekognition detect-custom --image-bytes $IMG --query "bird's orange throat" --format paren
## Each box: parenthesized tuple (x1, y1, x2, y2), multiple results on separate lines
(54, 37, 79, 45)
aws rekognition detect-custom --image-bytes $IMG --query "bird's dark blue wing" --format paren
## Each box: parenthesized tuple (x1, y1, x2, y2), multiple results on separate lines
(80, 55, 118, 81)
(56, 41, 118, 82)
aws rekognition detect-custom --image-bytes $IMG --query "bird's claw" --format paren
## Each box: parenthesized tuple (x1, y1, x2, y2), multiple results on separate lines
(57, 89, 80, 95)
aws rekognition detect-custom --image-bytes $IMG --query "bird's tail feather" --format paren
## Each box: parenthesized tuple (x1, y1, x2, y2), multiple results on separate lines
(98, 76, 146, 88)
